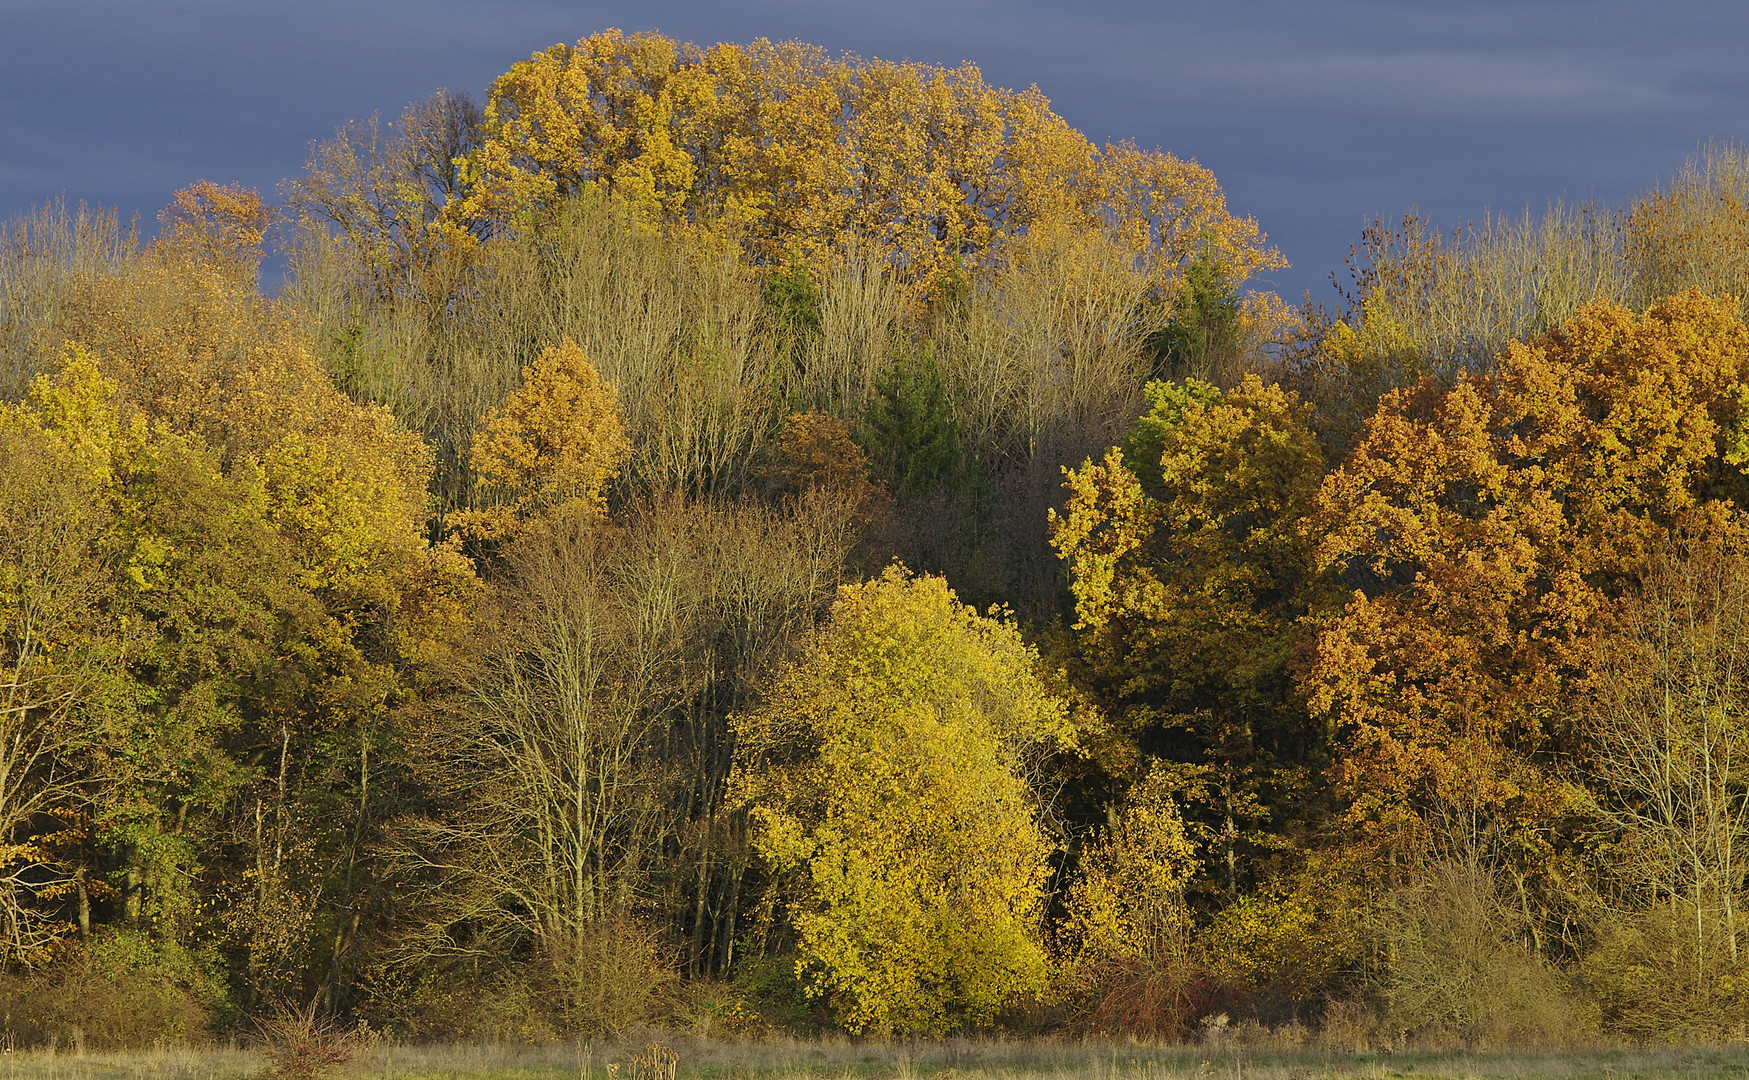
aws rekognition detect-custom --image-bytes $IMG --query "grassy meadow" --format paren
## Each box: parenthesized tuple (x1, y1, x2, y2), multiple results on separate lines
(1, 1041, 1748, 1080)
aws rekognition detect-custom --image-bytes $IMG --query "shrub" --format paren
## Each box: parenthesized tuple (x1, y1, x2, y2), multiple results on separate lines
(1582, 906, 1749, 1043)
(253, 1003, 357, 1080)
(1060, 768, 1206, 1038)
(1371, 862, 1591, 1048)
(0, 930, 224, 1049)
(383, 920, 669, 1041)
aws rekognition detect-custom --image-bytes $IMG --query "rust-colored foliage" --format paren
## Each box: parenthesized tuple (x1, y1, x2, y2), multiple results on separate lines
(1309, 291, 1749, 866)
(760, 411, 889, 525)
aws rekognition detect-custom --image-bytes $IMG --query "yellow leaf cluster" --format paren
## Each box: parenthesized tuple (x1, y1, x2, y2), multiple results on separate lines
(24, 190, 479, 726)
(1063, 766, 1199, 967)
(732, 566, 1074, 1035)
(460, 337, 631, 537)
(1198, 854, 1366, 1007)
(1050, 375, 1323, 715)
(153, 180, 271, 282)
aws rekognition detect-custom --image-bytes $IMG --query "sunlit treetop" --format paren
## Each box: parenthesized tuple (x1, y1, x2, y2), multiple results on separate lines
(456, 336, 632, 539)
(443, 29, 1285, 296)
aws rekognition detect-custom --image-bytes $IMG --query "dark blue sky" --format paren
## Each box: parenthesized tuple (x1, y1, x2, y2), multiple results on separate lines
(4, 0, 1745, 303)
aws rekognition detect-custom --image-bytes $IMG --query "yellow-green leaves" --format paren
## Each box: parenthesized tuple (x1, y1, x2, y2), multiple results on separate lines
(1056, 376, 1323, 646)
(0, 206, 478, 972)
(1051, 374, 1323, 723)
(1050, 375, 1324, 902)
(1063, 766, 1198, 966)
(732, 566, 1072, 1035)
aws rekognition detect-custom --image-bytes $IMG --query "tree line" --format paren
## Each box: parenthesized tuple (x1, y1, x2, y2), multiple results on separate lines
(4, 28, 1749, 1049)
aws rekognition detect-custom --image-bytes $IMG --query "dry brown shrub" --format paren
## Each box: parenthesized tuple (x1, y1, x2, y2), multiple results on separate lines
(1371, 862, 1591, 1049)
(556, 918, 673, 1036)
(378, 921, 669, 1041)
(1582, 906, 1749, 1043)
(0, 935, 218, 1050)
(1080, 955, 1211, 1040)
(251, 1002, 357, 1080)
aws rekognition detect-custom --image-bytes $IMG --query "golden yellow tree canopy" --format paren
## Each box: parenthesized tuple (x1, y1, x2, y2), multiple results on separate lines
(731, 566, 1074, 1035)
(445, 29, 1284, 294)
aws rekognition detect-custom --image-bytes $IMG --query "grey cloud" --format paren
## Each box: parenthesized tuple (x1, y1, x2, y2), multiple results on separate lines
(2, 0, 1745, 303)
(1173, 50, 1689, 120)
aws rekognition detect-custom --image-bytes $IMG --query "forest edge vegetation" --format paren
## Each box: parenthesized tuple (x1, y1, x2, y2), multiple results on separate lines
(3, 27, 1749, 1051)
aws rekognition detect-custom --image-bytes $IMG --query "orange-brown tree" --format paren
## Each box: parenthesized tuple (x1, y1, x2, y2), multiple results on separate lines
(1309, 292, 1749, 898)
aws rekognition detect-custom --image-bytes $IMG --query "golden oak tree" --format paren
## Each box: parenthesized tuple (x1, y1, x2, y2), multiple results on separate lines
(154, 180, 271, 283)
(1309, 291, 1749, 876)
(731, 566, 1074, 1035)
(443, 30, 1284, 296)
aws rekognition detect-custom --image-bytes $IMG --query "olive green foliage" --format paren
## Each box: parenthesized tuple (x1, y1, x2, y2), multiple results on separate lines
(1118, 378, 1225, 487)
(0, 930, 226, 1050)
(733, 568, 1075, 1035)
(1053, 375, 1326, 900)
(762, 263, 824, 376)
(1149, 256, 1245, 385)
(859, 351, 963, 496)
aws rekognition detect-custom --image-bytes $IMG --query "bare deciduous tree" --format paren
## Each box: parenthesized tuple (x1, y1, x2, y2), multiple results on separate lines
(0, 200, 139, 399)
(387, 493, 852, 1023)
(1589, 524, 1749, 975)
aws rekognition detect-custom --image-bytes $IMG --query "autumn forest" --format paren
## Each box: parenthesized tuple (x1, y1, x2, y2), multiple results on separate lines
(7, 29, 1749, 1051)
